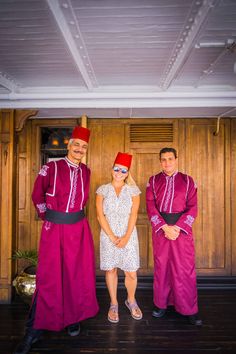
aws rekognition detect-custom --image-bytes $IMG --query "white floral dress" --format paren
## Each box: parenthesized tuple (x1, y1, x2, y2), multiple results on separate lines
(96, 183, 141, 272)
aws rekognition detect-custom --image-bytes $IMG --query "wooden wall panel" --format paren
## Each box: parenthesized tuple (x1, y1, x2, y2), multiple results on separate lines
(88, 118, 232, 276)
(0, 110, 14, 303)
(130, 150, 161, 274)
(17, 123, 32, 253)
(231, 118, 236, 275)
(0, 114, 234, 303)
(13, 117, 234, 280)
(136, 224, 148, 269)
(88, 120, 125, 270)
(185, 119, 230, 275)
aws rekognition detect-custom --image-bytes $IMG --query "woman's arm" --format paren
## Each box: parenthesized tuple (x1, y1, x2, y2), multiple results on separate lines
(96, 194, 119, 244)
(116, 194, 140, 248)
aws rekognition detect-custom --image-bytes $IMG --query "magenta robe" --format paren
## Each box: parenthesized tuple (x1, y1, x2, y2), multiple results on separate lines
(31, 157, 99, 331)
(146, 171, 198, 315)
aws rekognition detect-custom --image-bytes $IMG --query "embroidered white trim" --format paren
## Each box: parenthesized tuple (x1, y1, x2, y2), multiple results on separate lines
(152, 175, 157, 199)
(70, 168, 78, 209)
(37, 203, 46, 213)
(184, 215, 195, 227)
(178, 227, 188, 235)
(157, 224, 164, 232)
(160, 176, 169, 212)
(39, 165, 49, 176)
(66, 169, 74, 212)
(79, 167, 84, 210)
(169, 175, 175, 213)
(46, 161, 57, 196)
(65, 157, 80, 168)
(163, 176, 173, 212)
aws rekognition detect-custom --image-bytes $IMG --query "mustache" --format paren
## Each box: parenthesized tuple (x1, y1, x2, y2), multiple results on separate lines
(74, 150, 84, 153)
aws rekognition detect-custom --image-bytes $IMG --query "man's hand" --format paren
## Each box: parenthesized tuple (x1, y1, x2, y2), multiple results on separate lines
(162, 225, 180, 240)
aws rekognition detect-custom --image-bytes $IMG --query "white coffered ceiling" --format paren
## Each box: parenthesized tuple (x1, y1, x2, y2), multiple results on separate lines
(0, 0, 236, 118)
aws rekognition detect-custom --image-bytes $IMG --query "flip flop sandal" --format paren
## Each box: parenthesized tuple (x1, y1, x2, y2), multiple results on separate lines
(108, 304, 119, 323)
(125, 300, 143, 320)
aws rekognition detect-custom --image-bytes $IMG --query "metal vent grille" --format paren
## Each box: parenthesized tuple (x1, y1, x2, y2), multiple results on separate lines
(130, 124, 173, 142)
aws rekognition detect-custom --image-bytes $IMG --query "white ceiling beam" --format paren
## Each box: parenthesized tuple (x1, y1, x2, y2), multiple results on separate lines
(118, 108, 133, 118)
(1, 94, 235, 109)
(46, 0, 96, 91)
(161, 0, 219, 90)
(2, 89, 236, 100)
(0, 73, 19, 93)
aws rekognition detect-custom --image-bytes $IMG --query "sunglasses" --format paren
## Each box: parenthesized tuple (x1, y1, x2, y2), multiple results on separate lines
(113, 166, 128, 174)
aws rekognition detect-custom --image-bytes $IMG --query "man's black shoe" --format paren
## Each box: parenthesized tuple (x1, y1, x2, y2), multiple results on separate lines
(13, 332, 40, 354)
(152, 306, 166, 318)
(67, 323, 80, 336)
(188, 314, 203, 326)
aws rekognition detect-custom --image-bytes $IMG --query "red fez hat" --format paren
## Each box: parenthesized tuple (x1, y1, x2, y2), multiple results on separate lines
(71, 126, 90, 143)
(114, 152, 132, 169)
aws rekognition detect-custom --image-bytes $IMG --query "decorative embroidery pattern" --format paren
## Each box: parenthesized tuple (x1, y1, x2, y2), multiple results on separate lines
(70, 168, 79, 209)
(184, 215, 195, 227)
(36, 203, 46, 213)
(151, 215, 161, 226)
(44, 221, 51, 231)
(163, 176, 173, 212)
(39, 165, 49, 176)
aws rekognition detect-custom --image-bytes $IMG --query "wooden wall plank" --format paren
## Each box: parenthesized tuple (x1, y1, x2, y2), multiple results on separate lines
(185, 119, 231, 275)
(231, 118, 236, 275)
(0, 110, 15, 303)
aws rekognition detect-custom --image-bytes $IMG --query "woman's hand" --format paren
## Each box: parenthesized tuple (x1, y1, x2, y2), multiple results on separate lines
(110, 235, 120, 245)
(115, 236, 129, 248)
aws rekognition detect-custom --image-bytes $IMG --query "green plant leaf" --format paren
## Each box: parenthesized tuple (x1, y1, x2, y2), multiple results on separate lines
(11, 249, 38, 267)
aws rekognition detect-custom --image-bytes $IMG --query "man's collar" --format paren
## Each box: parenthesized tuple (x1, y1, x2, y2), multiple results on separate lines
(162, 170, 178, 177)
(65, 156, 81, 168)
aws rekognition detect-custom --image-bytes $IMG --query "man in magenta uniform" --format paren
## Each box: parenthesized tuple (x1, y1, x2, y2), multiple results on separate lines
(14, 126, 99, 354)
(146, 147, 202, 326)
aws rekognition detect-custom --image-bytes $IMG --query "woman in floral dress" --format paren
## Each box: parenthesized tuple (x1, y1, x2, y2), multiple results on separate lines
(96, 152, 142, 323)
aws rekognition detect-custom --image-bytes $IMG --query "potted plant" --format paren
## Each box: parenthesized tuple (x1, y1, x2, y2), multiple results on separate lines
(12, 249, 38, 304)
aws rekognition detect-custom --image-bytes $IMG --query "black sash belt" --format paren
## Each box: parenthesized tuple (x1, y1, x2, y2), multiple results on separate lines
(160, 212, 183, 225)
(45, 209, 85, 224)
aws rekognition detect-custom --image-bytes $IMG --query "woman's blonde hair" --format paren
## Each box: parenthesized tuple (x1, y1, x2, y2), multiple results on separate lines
(125, 171, 136, 186)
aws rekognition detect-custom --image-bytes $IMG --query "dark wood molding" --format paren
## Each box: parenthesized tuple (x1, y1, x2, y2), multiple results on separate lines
(14, 110, 38, 132)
